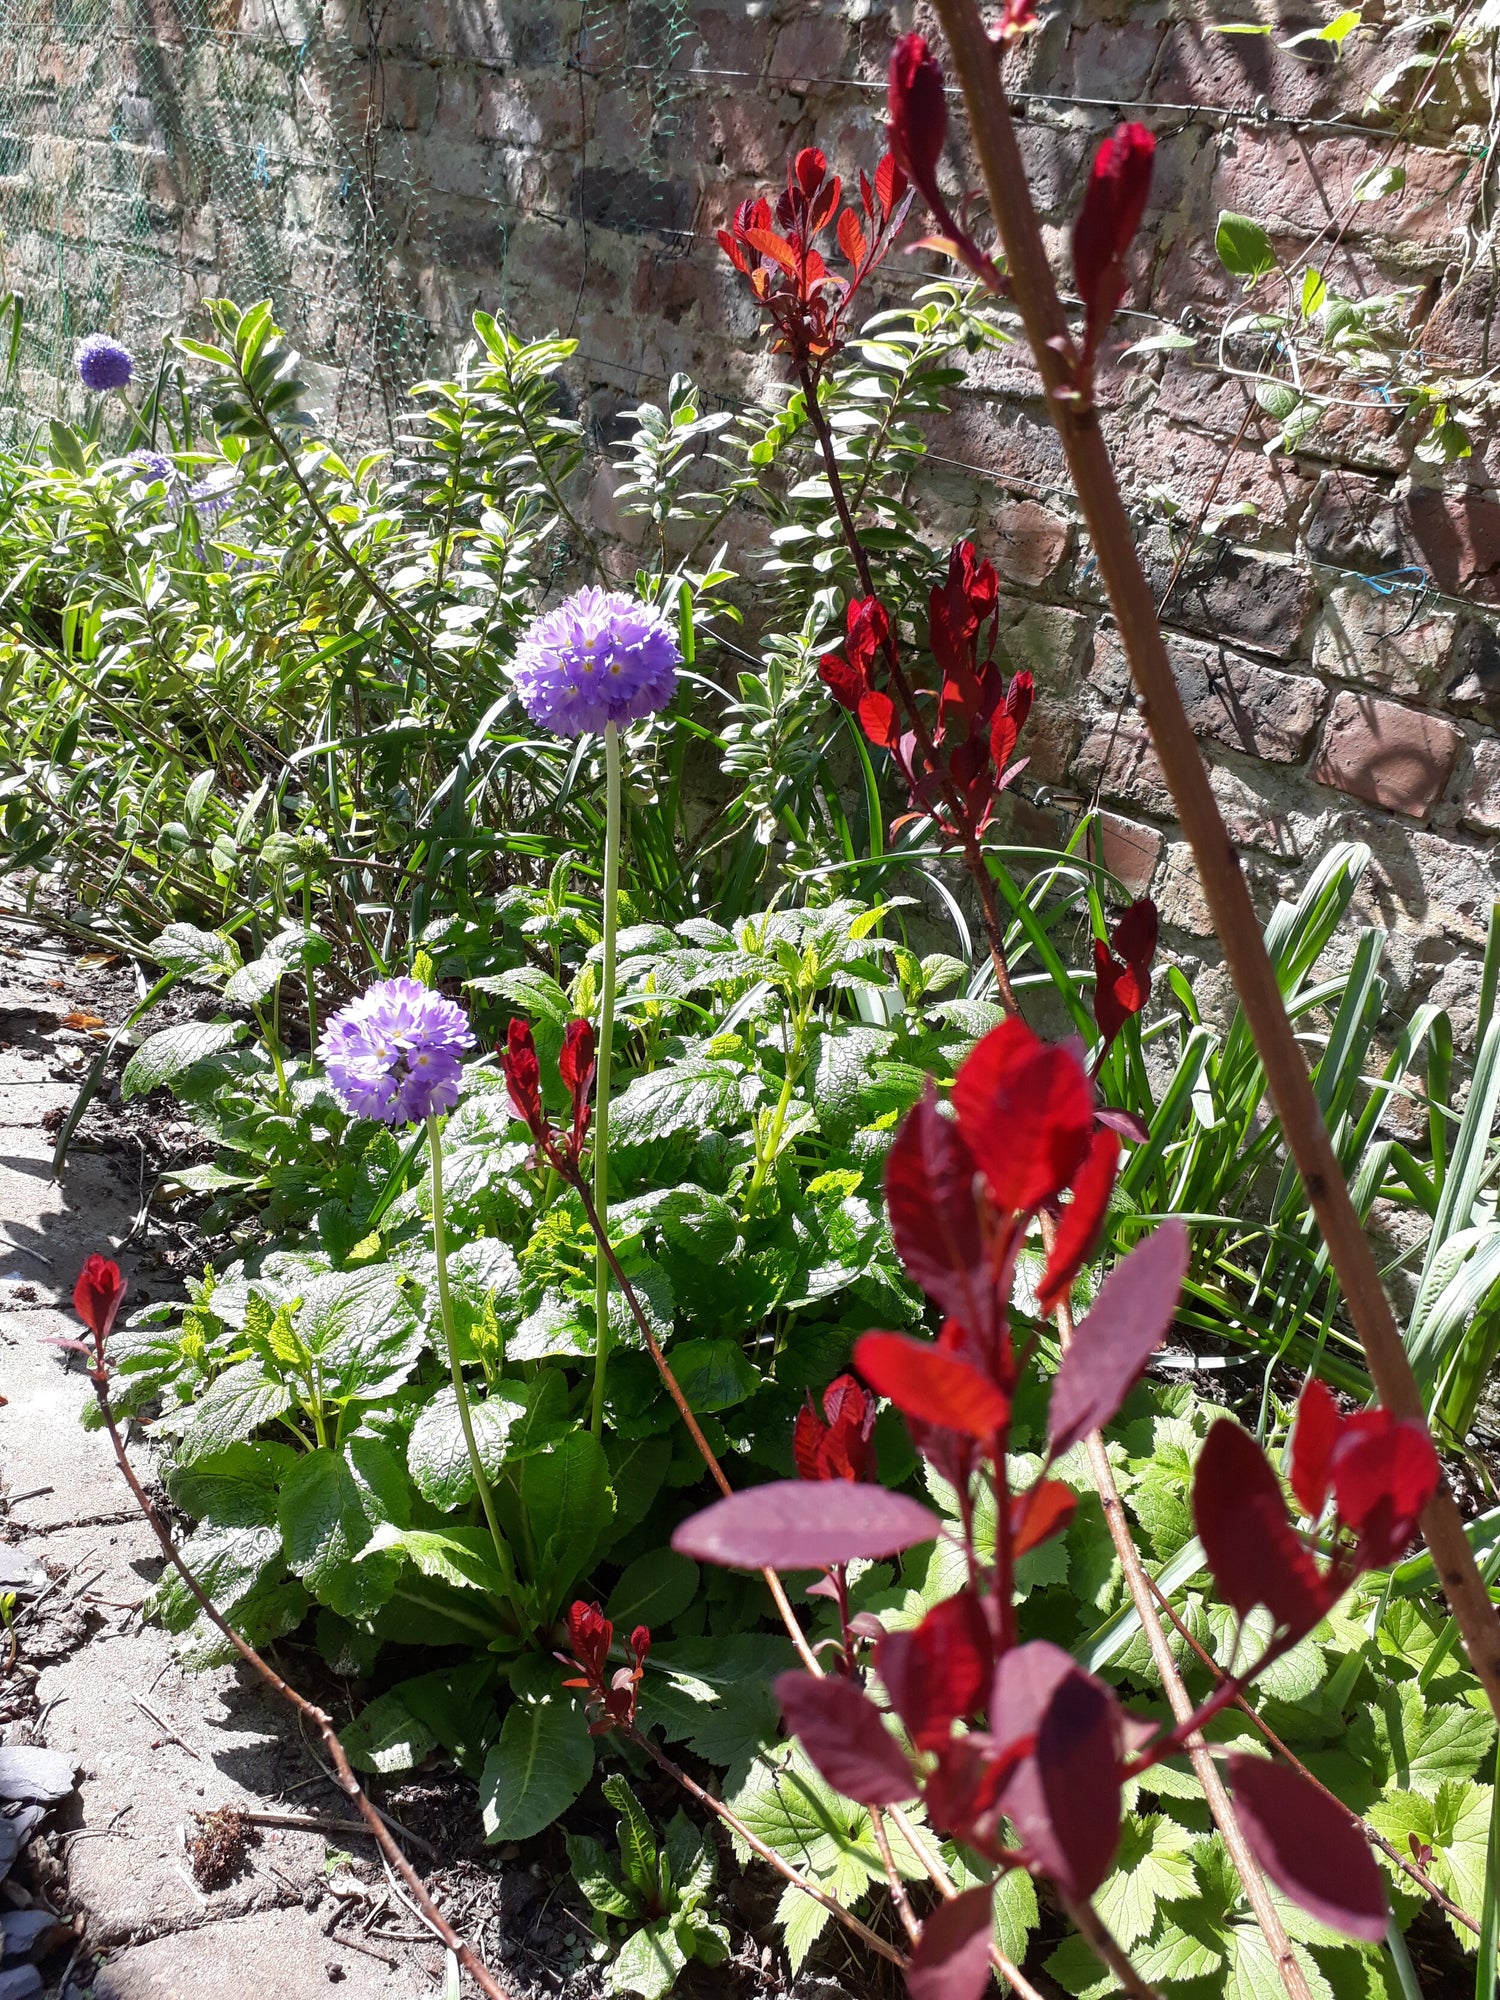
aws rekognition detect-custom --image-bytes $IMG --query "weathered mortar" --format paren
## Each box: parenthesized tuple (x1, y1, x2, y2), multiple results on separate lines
(5, 0, 1500, 1028)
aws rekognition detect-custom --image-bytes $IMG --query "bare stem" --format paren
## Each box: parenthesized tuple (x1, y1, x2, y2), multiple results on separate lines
(1048, 1220, 1309, 2000)
(571, 1171, 821, 1676)
(929, 0, 1500, 1724)
(1062, 1893, 1161, 2000)
(869, 1808, 922, 1947)
(90, 1379, 516, 2000)
(627, 1727, 907, 1969)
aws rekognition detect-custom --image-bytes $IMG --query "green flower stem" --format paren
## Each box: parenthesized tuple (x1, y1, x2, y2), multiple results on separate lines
(427, 1113, 510, 1580)
(589, 720, 622, 1438)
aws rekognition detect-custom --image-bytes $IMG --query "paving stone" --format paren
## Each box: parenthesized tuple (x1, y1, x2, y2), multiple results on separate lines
(92, 1905, 421, 1998)
(1312, 692, 1463, 820)
(0, 1966, 42, 1999)
(0, 1747, 76, 1804)
(34, 1629, 334, 1947)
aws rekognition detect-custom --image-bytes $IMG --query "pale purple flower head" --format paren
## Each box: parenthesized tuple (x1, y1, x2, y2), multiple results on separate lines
(512, 587, 680, 737)
(318, 977, 475, 1126)
(76, 335, 135, 394)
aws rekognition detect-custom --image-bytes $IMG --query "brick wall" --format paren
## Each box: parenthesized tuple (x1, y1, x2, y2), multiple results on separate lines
(7, 0, 1500, 1032)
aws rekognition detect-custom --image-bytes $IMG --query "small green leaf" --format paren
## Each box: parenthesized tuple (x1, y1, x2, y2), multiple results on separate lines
(608, 1919, 686, 2000)
(1301, 269, 1329, 316)
(121, 1019, 245, 1098)
(177, 1360, 293, 1462)
(1353, 162, 1406, 201)
(566, 1833, 639, 1919)
(1215, 211, 1278, 281)
(604, 1775, 660, 1909)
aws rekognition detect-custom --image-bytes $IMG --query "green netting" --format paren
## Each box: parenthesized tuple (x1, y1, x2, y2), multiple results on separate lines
(0, 0, 697, 445)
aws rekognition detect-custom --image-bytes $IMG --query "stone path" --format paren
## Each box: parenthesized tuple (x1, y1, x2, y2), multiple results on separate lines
(0, 925, 434, 1999)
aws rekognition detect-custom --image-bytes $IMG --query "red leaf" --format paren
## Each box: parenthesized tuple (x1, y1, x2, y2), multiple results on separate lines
(671, 1481, 940, 1570)
(993, 1645, 1121, 1898)
(1331, 1415, 1439, 1566)
(854, 1331, 1010, 1440)
(950, 1019, 1094, 1214)
(793, 1374, 877, 1482)
(858, 688, 902, 751)
(793, 146, 828, 198)
(745, 227, 799, 273)
(876, 1590, 991, 1751)
(884, 1089, 993, 1333)
(1046, 1220, 1187, 1457)
(1111, 896, 1158, 975)
(905, 1885, 996, 2000)
(1011, 1479, 1077, 1558)
(1193, 1419, 1331, 1641)
(836, 208, 868, 267)
(1038, 1127, 1120, 1315)
(1290, 1376, 1340, 1518)
(818, 650, 864, 710)
(503, 1018, 546, 1140)
(72, 1253, 126, 1346)
(874, 151, 907, 220)
(775, 1671, 916, 1805)
(1229, 1754, 1388, 1942)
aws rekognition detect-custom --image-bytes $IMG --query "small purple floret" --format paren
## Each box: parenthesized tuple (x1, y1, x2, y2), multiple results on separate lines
(511, 586, 680, 737)
(76, 335, 135, 394)
(318, 977, 475, 1126)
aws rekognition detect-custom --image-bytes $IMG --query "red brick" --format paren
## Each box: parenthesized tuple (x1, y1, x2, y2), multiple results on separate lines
(1095, 630, 1325, 763)
(1090, 814, 1162, 899)
(1401, 487, 1500, 604)
(1213, 131, 1479, 250)
(1313, 693, 1463, 819)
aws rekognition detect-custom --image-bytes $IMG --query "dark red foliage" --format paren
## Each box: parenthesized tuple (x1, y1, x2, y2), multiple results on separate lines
(1194, 1419, 1333, 1642)
(671, 1482, 940, 1571)
(717, 144, 910, 381)
(904, 1885, 998, 2000)
(1291, 1377, 1439, 1566)
(794, 1373, 877, 1482)
(950, 1018, 1094, 1215)
(1092, 898, 1158, 1055)
(561, 1602, 651, 1735)
(886, 34, 1002, 290)
(818, 596, 900, 750)
(1046, 1220, 1188, 1458)
(1073, 122, 1156, 383)
(558, 1017, 596, 1165)
(1010, 1479, 1077, 1558)
(502, 1018, 546, 1144)
(884, 1087, 995, 1339)
(854, 1330, 1010, 1440)
(1229, 1754, 1388, 1941)
(1037, 1125, 1120, 1315)
(775, 1671, 916, 1805)
(877, 1590, 992, 1751)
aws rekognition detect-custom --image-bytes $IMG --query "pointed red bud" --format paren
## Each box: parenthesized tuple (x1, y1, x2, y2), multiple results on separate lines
(502, 1018, 547, 1143)
(887, 34, 947, 191)
(1073, 123, 1156, 358)
(72, 1254, 126, 1371)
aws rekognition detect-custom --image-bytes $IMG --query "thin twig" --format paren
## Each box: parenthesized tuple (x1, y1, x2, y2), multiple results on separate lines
(1145, 1574, 1482, 1936)
(627, 1727, 907, 1969)
(868, 1807, 922, 1947)
(929, 0, 1500, 1725)
(91, 1382, 513, 2000)
(1048, 1219, 1310, 2000)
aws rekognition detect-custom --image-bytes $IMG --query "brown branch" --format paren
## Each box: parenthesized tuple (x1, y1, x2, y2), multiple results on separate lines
(91, 1382, 516, 2000)
(1046, 1224, 1311, 2000)
(1145, 1574, 1482, 1937)
(869, 1807, 922, 1947)
(929, 0, 1500, 1726)
(1061, 1892, 1161, 2000)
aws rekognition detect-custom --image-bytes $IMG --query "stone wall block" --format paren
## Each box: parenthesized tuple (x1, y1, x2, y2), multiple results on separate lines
(1312, 585, 1460, 702)
(1313, 691, 1463, 820)
(1095, 630, 1325, 762)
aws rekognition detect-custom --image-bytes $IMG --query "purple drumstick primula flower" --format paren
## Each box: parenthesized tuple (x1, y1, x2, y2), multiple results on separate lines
(76, 335, 135, 394)
(511, 587, 680, 737)
(318, 977, 475, 1126)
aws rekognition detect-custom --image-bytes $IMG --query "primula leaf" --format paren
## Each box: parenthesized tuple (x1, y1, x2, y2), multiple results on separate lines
(1229, 1754, 1387, 1941)
(1047, 1221, 1188, 1457)
(775, 1671, 916, 1805)
(121, 1019, 245, 1098)
(672, 1480, 940, 1570)
(566, 1832, 639, 1919)
(479, 1698, 595, 1843)
(606, 1549, 700, 1631)
(608, 1919, 686, 2000)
